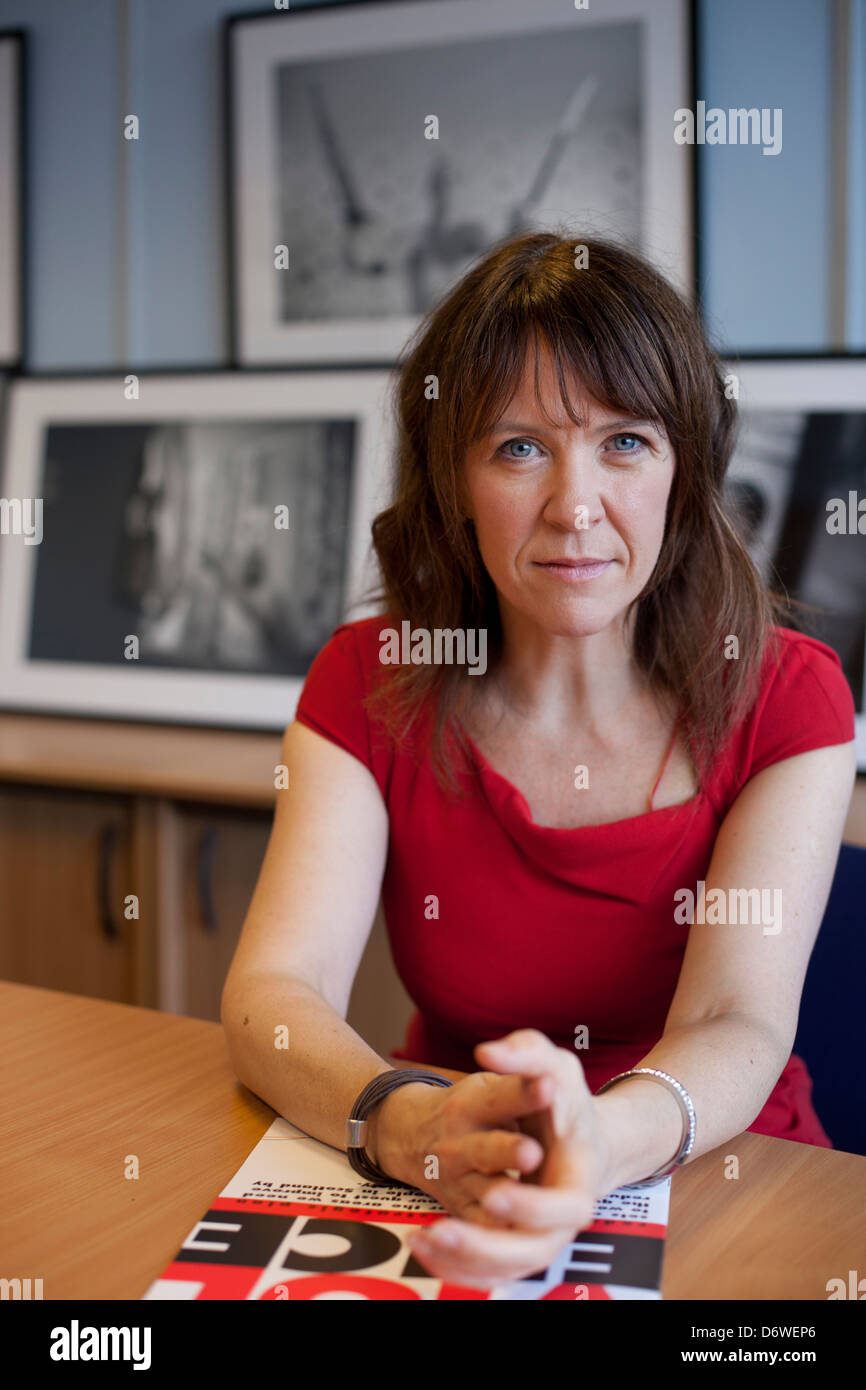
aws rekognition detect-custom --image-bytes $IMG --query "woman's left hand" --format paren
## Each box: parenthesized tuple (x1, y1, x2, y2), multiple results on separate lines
(406, 1029, 610, 1289)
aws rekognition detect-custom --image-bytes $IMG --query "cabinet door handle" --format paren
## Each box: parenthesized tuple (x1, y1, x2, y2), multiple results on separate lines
(197, 825, 219, 933)
(97, 823, 121, 941)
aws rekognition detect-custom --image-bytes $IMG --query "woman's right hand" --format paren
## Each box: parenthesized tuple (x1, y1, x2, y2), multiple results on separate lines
(367, 1071, 555, 1224)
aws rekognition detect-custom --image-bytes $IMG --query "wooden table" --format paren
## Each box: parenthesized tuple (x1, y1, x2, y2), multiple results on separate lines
(2, 981, 864, 1301)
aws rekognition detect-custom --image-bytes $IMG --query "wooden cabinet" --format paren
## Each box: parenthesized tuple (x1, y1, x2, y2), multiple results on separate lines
(176, 803, 272, 1022)
(0, 714, 416, 1058)
(0, 785, 137, 1003)
(0, 715, 285, 1020)
(0, 715, 279, 1022)
(0, 789, 275, 1023)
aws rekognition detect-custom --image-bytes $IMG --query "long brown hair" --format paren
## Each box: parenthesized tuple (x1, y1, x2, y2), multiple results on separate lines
(358, 229, 800, 796)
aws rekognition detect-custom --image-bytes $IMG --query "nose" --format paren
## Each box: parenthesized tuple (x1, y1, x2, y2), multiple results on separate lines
(540, 445, 604, 532)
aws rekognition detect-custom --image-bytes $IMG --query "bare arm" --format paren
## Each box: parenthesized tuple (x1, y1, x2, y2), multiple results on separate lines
(220, 719, 439, 1164)
(591, 740, 857, 1194)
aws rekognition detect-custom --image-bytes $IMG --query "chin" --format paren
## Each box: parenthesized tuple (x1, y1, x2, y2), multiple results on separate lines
(532, 604, 618, 639)
(555, 618, 615, 639)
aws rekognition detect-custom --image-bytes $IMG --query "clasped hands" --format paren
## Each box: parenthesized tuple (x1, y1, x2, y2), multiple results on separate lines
(378, 1029, 610, 1289)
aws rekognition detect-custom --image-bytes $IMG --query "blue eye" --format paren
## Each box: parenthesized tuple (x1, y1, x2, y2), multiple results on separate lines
(607, 433, 646, 453)
(497, 437, 540, 460)
(494, 432, 650, 461)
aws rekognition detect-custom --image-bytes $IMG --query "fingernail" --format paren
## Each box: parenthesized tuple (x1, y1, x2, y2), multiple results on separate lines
(428, 1223, 458, 1248)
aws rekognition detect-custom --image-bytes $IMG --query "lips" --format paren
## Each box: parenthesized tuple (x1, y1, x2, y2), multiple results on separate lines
(532, 558, 613, 581)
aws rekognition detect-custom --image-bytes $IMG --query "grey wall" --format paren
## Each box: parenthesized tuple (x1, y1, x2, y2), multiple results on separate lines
(697, 0, 832, 352)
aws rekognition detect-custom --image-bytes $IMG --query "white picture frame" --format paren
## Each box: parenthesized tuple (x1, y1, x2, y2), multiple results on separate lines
(724, 359, 866, 769)
(228, 0, 693, 366)
(0, 370, 395, 729)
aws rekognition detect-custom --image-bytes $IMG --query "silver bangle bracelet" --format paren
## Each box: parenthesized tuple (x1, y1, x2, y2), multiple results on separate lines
(594, 1067, 696, 1187)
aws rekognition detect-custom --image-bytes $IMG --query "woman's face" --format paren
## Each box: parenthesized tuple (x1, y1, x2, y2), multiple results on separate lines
(462, 345, 676, 639)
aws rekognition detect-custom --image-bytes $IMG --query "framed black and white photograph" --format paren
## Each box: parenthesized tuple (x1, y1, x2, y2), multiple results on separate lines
(724, 360, 866, 769)
(0, 31, 24, 367)
(0, 371, 394, 728)
(227, 0, 693, 366)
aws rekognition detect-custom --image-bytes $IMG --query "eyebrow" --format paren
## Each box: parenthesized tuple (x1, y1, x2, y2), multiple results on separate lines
(487, 417, 665, 437)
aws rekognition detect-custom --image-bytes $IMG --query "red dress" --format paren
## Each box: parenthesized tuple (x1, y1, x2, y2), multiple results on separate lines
(295, 617, 856, 1149)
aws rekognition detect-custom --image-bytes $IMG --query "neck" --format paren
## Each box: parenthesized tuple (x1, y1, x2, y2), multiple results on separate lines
(483, 602, 651, 737)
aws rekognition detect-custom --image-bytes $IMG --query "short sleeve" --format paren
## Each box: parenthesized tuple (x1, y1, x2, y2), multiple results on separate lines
(746, 631, 856, 780)
(294, 620, 397, 801)
(294, 623, 375, 772)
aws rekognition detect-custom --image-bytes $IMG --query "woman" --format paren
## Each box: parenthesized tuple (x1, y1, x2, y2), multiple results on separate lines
(222, 232, 856, 1289)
